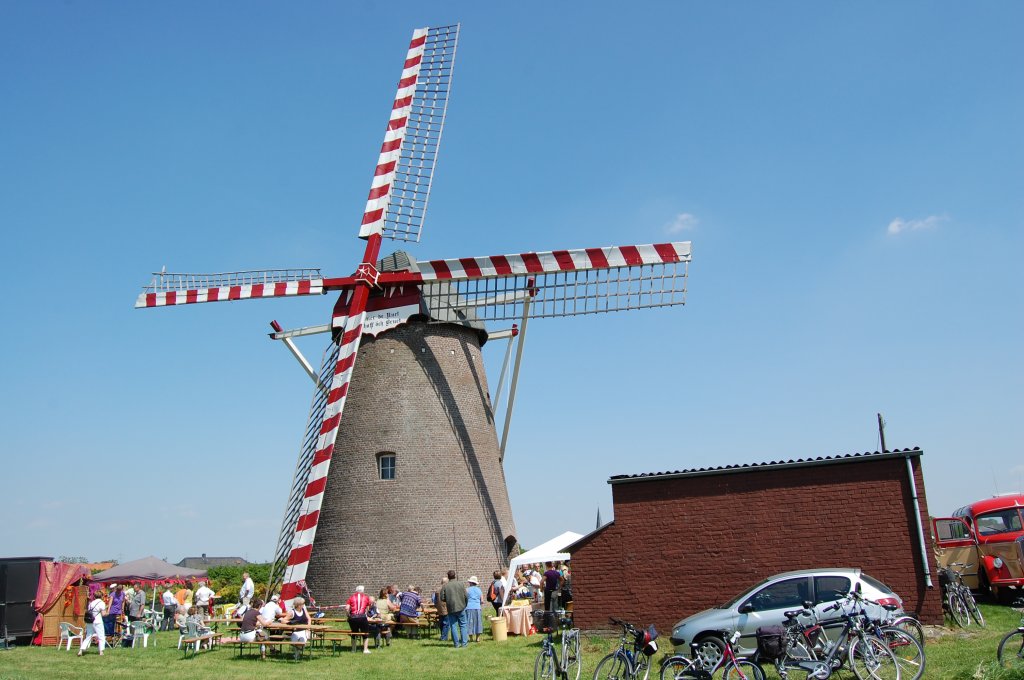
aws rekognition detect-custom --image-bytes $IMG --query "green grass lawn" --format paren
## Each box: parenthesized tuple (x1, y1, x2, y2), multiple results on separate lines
(2, 604, 1022, 679)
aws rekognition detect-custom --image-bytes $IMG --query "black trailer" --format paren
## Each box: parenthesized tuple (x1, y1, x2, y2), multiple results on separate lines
(0, 556, 52, 644)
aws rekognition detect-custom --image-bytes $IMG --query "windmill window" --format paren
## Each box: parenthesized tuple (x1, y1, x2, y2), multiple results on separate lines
(378, 453, 396, 480)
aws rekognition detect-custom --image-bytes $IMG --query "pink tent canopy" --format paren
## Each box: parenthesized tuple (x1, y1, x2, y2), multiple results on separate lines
(91, 555, 207, 585)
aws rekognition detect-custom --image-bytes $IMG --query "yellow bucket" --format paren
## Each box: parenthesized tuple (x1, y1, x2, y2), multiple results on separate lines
(490, 616, 507, 641)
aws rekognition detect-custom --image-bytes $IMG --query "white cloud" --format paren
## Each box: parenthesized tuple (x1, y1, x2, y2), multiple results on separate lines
(665, 212, 698, 234)
(886, 214, 946, 236)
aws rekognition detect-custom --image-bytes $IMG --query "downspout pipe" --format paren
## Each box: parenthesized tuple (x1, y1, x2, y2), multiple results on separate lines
(904, 452, 933, 588)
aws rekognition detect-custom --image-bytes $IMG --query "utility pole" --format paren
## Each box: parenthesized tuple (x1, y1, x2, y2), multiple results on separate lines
(877, 413, 887, 452)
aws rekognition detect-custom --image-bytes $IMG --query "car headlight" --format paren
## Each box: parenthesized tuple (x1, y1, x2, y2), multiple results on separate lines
(994, 557, 1004, 569)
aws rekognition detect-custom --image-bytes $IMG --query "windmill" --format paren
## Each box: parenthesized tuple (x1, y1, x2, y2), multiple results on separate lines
(135, 24, 692, 604)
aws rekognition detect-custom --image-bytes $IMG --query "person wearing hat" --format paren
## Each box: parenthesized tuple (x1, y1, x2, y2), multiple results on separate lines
(465, 576, 484, 643)
(259, 593, 284, 624)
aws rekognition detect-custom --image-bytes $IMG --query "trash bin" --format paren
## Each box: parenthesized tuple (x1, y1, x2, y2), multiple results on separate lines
(490, 616, 507, 641)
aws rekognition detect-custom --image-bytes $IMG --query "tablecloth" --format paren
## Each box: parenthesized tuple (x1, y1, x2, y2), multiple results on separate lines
(502, 605, 532, 636)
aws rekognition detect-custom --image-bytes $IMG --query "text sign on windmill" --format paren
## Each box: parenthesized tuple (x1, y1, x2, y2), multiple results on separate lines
(135, 24, 691, 602)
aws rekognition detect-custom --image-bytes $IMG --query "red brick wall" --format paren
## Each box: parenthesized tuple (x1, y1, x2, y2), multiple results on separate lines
(571, 455, 942, 634)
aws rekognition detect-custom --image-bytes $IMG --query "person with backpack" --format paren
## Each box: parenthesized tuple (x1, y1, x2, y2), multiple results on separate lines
(488, 570, 505, 614)
(78, 592, 107, 656)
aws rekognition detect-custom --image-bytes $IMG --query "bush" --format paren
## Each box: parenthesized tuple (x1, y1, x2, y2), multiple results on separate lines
(205, 562, 275, 602)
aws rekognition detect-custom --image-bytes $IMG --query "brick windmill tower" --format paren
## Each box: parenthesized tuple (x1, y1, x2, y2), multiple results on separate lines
(135, 24, 692, 603)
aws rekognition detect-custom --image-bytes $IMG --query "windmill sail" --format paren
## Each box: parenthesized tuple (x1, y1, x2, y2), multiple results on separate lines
(268, 338, 339, 596)
(360, 24, 460, 244)
(135, 268, 323, 308)
(414, 241, 691, 321)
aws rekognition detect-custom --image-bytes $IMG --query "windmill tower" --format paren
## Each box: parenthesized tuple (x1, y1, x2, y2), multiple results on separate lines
(135, 24, 692, 603)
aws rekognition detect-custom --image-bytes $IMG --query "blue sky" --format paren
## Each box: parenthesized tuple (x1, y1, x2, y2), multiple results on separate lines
(1, 1, 1021, 564)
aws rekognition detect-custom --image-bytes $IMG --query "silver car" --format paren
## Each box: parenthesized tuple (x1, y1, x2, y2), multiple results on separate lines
(669, 568, 904, 662)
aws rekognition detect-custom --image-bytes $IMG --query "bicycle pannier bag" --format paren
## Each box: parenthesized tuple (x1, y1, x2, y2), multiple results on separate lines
(640, 624, 659, 656)
(756, 625, 786, 660)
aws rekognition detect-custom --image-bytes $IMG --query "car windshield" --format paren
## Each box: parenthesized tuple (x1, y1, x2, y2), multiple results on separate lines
(718, 577, 773, 608)
(976, 508, 1024, 536)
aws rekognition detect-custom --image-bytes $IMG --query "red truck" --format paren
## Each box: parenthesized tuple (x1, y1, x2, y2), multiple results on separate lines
(933, 494, 1024, 600)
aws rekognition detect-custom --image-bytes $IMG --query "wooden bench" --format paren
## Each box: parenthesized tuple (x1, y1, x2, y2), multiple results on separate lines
(320, 631, 371, 654)
(232, 639, 313, 660)
(180, 632, 223, 659)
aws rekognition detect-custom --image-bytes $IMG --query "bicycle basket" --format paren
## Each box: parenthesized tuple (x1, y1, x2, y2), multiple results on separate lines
(756, 625, 787, 660)
(938, 567, 955, 588)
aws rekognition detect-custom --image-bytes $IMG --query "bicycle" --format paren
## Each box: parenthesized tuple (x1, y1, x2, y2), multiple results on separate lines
(996, 598, 1024, 669)
(660, 630, 763, 680)
(856, 601, 926, 680)
(755, 590, 901, 680)
(593, 618, 659, 680)
(535, 619, 582, 680)
(940, 563, 985, 628)
(882, 614, 924, 649)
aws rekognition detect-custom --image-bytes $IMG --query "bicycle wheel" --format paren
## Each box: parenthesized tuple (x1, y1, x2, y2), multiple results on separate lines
(997, 630, 1024, 669)
(961, 589, 985, 627)
(636, 654, 653, 680)
(564, 632, 582, 680)
(660, 655, 698, 680)
(849, 636, 900, 680)
(535, 649, 556, 680)
(723, 659, 766, 680)
(880, 627, 925, 680)
(947, 591, 970, 628)
(593, 652, 630, 680)
(890, 616, 924, 648)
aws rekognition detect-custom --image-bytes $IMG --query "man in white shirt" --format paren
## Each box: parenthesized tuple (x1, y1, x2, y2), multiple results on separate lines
(259, 594, 283, 624)
(161, 587, 177, 630)
(194, 582, 216, 618)
(240, 572, 255, 607)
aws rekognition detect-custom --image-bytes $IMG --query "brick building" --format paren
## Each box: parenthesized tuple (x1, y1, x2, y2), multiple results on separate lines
(568, 449, 942, 634)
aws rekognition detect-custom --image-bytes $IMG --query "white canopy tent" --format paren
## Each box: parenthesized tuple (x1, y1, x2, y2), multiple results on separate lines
(501, 530, 583, 607)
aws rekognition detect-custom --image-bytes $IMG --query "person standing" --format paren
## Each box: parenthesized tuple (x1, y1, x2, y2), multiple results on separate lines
(346, 586, 373, 654)
(488, 570, 505, 615)
(434, 577, 449, 641)
(176, 582, 193, 610)
(465, 577, 483, 643)
(161, 586, 177, 630)
(239, 572, 255, 607)
(543, 561, 563, 612)
(128, 584, 146, 623)
(78, 592, 107, 656)
(194, 581, 215, 619)
(441, 570, 468, 648)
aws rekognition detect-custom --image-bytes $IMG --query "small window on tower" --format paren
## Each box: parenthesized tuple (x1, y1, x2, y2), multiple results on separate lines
(378, 453, 396, 480)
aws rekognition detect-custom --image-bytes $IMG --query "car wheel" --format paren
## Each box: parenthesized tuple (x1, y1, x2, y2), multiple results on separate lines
(693, 635, 726, 669)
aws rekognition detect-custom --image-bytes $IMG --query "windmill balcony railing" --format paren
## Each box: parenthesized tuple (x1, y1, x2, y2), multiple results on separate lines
(141, 268, 324, 293)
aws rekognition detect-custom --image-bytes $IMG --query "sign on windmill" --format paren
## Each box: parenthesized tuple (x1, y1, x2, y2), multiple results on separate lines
(134, 24, 692, 605)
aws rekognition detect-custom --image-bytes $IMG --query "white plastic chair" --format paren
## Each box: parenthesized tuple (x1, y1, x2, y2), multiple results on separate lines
(58, 622, 83, 651)
(130, 621, 151, 648)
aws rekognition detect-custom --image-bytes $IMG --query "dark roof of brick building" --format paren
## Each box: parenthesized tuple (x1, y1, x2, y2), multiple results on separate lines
(176, 556, 247, 569)
(608, 448, 922, 485)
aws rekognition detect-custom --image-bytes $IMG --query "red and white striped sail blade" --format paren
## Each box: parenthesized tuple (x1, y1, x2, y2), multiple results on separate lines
(358, 25, 459, 243)
(278, 306, 367, 601)
(135, 269, 323, 308)
(411, 241, 691, 321)
(412, 242, 691, 281)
